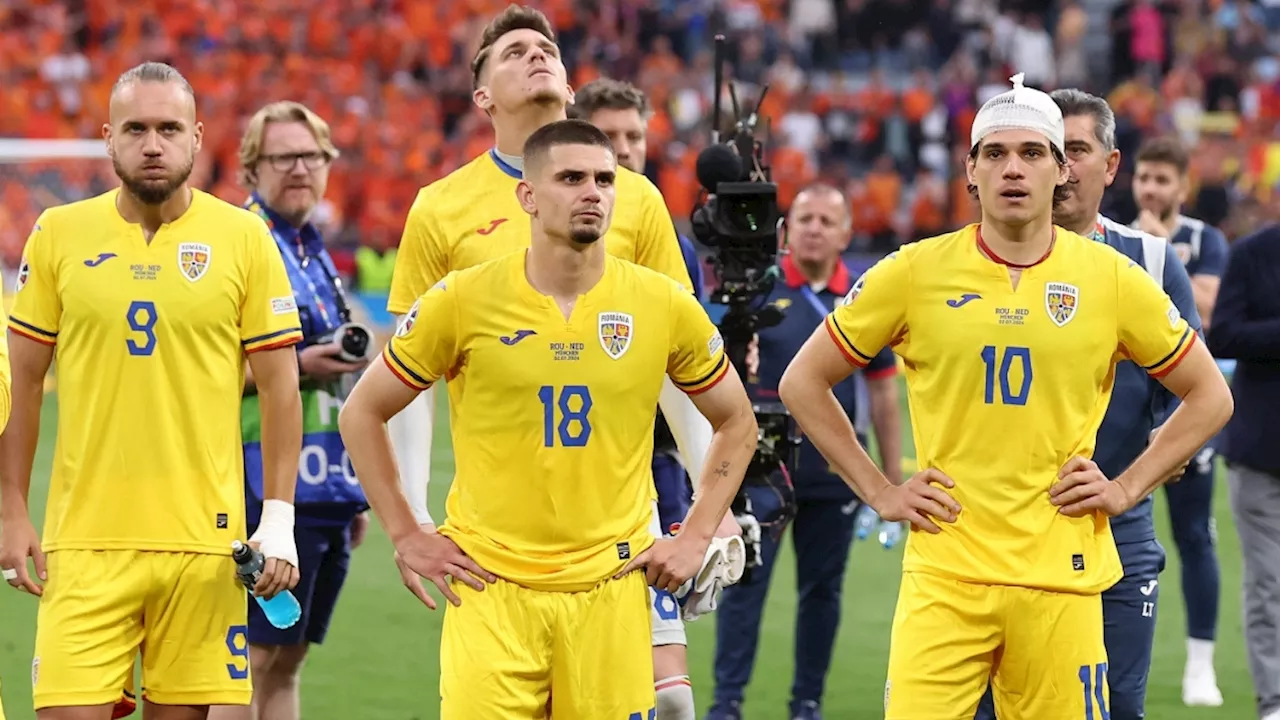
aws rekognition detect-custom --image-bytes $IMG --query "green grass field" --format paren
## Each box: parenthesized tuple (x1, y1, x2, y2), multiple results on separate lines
(0, 387, 1259, 719)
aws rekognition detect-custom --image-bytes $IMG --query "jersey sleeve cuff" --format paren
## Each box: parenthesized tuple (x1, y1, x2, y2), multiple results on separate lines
(824, 316, 871, 368)
(1144, 328, 1196, 378)
(382, 345, 434, 391)
(8, 317, 57, 346)
(386, 295, 415, 316)
(243, 328, 303, 353)
(865, 364, 898, 381)
(673, 354, 729, 395)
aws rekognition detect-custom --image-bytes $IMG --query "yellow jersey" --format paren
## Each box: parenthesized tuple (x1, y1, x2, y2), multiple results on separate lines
(0, 304, 9, 432)
(9, 189, 303, 555)
(826, 225, 1195, 594)
(386, 150, 692, 314)
(384, 252, 728, 591)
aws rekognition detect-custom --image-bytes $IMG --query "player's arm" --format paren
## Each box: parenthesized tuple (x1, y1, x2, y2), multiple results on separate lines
(1151, 242, 1203, 423)
(342, 284, 455, 538)
(241, 221, 305, 597)
(617, 288, 755, 591)
(780, 253, 959, 532)
(340, 281, 494, 607)
(1190, 227, 1228, 331)
(1054, 258, 1233, 516)
(864, 347, 904, 485)
(0, 216, 59, 595)
(386, 189, 450, 528)
(666, 288, 757, 544)
(0, 308, 10, 433)
(1206, 232, 1280, 360)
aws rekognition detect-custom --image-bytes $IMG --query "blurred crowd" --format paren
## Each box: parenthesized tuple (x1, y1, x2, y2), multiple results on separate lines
(1, 0, 1279, 280)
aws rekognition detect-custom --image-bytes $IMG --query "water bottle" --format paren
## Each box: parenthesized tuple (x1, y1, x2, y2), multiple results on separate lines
(854, 504, 878, 541)
(877, 520, 903, 550)
(231, 540, 302, 630)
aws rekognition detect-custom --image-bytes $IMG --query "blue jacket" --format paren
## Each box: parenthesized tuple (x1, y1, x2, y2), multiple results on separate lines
(1092, 216, 1201, 545)
(751, 255, 897, 501)
(242, 194, 369, 527)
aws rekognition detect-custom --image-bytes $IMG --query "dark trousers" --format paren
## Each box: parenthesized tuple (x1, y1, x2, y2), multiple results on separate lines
(974, 538, 1166, 720)
(711, 484, 858, 713)
(1164, 447, 1221, 641)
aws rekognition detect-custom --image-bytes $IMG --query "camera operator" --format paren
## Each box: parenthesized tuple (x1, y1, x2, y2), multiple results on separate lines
(706, 183, 904, 720)
(210, 101, 372, 720)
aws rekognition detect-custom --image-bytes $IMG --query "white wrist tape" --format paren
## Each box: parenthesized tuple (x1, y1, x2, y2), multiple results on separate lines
(392, 386, 435, 526)
(249, 499, 299, 568)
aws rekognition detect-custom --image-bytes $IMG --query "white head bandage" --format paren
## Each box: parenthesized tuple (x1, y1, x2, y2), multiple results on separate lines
(970, 72, 1065, 158)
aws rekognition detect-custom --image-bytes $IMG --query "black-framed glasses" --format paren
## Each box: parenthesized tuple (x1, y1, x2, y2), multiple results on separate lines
(260, 151, 331, 173)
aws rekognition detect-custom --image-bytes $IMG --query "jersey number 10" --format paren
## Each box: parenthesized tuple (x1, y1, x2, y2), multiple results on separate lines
(538, 385, 593, 447)
(980, 345, 1032, 406)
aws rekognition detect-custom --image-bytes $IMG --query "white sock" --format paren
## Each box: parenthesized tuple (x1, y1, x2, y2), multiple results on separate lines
(1187, 638, 1215, 670)
(655, 675, 695, 720)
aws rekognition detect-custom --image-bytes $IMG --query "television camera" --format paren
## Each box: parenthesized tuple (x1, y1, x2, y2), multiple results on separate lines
(690, 35, 801, 581)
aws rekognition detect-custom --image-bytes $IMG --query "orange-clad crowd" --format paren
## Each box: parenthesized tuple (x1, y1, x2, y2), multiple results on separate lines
(1, 0, 1279, 273)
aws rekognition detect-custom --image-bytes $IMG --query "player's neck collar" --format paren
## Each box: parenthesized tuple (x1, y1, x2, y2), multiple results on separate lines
(976, 225, 1056, 269)
(489, 148, 524, 179)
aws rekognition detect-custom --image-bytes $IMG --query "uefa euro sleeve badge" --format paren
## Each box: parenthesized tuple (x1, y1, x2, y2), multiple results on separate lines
(1044, 282, 1078, 327)
(598, 311, 633, 360)
(178, 242, 212, 282)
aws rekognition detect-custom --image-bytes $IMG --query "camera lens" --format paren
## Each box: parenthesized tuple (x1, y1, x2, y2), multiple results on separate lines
(341, 325, 371, 359)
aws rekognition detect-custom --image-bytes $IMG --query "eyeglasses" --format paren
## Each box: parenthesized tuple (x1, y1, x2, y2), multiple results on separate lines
(260, 151, 331, 173)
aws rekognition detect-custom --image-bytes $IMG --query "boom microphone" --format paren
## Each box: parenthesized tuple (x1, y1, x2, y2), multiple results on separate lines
(695, 144, 743, 194)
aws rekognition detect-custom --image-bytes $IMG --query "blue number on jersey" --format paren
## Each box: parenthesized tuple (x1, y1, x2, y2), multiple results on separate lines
(225, 625, 250, 680)
(627, 709, 657, 720)
(653, 588, 679, 621)
(980, 345, 1032, 405)
(538, 385, 593, 447)
(126, 300, 158, 356)
(1078, 662, 1110, 719)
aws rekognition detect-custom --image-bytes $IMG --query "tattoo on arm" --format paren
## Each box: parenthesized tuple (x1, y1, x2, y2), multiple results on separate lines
(713, 461, 730, 479)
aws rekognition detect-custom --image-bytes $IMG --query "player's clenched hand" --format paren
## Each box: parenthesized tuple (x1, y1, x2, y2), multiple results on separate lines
(614, 534, 707, 593)
(1050, 456, 1130, 517)
(394, 526, 497, 610)
(0, 515, 46, 596)
(247, 540, 300, 600)
(870, 468, 961, 534)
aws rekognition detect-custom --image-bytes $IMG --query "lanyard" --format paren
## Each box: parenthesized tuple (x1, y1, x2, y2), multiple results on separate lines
(799, 284, 833, 317)
(246, 198, 346, 331)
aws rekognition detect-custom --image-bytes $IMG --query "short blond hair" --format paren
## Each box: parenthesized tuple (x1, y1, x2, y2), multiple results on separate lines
(238, 101, 340, 187)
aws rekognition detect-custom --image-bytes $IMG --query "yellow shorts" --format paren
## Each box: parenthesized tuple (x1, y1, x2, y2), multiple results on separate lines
(886, 571, 1108, 720)
(33, 549, 251, 710)
(440, 571, 655, 720)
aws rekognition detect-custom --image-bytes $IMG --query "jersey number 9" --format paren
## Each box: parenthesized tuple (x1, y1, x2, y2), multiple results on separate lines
(980, 345, 1032, 406)
(127, 300, 159, 357)
(538, 385, 592, 447)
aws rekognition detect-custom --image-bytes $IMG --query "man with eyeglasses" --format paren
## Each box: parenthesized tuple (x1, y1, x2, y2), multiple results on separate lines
(207, 101, 373, 720)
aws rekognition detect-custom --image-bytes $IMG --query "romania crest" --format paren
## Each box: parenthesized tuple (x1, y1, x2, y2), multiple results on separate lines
(598, 311, 633, 360)
(15, 256, 29, 292)
(178, 242, 211, 282)
(1045, 282, 1079, 327)
(396, 300, 420, 337)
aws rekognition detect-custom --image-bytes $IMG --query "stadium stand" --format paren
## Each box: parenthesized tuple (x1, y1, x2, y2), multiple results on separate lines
(0, 0, 1278, 282)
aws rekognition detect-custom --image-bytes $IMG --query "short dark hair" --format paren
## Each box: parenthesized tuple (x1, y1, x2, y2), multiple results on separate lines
(471, 5, 557, 90)
(111, 62, 195, 101)
(1049, 89, 1116, 151)
(1135, 136, 1190, 175)
(523, 119, 615, 174)
(568, 78, 651, 120)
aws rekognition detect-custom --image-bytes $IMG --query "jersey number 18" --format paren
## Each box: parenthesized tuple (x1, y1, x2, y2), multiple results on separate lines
(538, 385, 593, 447)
